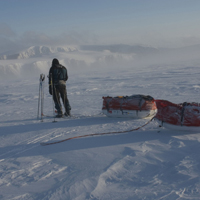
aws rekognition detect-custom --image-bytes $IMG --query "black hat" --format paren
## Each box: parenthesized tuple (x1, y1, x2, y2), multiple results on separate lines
(52, 58, 59, 65)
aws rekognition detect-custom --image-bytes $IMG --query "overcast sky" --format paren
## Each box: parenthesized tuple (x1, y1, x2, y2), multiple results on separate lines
(1, 0, 200, 50)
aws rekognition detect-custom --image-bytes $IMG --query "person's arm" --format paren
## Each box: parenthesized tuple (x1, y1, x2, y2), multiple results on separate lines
(48, 67, 53, 84)
(65, 68, 68, 81)
(48, 67, 53, 95)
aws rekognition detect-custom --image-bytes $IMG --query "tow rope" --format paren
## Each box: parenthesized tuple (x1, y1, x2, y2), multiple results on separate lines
(40, 117, 154, 146)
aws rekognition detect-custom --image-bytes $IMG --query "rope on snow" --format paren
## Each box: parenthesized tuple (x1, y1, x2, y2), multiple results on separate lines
(40, 117, 154, 146)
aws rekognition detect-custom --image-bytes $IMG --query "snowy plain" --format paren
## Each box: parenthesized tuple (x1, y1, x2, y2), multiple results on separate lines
(1, 45, 200, 199)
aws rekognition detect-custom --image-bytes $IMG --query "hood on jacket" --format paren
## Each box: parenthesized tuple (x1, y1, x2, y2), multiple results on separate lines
(52, 58, 62, 68)
(52, 58, 59, 65)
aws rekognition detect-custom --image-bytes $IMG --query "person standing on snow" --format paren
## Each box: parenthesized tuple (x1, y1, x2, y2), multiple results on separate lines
(48, 58, 71, 117)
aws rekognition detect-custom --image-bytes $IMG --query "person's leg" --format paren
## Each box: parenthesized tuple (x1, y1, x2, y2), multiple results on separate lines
(60, 85, 71, 116)
(53, 86, 63, 117)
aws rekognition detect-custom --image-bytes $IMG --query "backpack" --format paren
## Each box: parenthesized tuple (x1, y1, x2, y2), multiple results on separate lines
(53, 65, 67, 84)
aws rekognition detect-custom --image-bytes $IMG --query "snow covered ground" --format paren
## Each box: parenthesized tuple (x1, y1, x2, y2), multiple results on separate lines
(1, 46, 200, 199)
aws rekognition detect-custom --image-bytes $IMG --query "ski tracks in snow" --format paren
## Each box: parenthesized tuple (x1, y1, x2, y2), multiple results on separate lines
(1, 69, 200, 199)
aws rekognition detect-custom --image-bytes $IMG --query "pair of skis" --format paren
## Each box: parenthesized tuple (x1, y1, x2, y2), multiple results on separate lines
(37, 74, 45, 121)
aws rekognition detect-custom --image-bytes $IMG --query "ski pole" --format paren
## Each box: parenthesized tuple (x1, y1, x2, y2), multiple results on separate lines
(50, 73, 57, 123)
(37, 74, 42, 119)
(40, 74, 45, 122)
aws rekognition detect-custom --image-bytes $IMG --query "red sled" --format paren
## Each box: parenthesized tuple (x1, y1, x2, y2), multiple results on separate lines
(102, 94, 157, 118)
(155, 99, 200, 131)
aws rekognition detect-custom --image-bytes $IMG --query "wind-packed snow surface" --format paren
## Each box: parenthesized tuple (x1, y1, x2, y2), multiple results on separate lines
(1, 45, 200, 199)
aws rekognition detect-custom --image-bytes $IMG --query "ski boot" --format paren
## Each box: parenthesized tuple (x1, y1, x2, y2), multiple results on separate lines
(56, 111, 63, 118)
(64, 110, 71, 117)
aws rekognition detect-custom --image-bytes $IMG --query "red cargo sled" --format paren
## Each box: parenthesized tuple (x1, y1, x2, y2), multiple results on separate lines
(155, 99, 200, 131)
(102, 95, 157, 118)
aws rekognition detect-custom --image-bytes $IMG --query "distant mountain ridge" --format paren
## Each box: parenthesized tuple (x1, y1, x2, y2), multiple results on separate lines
(0, 45, 77, 60)
(0, 44, 159, 60)
(80, 44, 159, 54)
(2, 43, 200, 61)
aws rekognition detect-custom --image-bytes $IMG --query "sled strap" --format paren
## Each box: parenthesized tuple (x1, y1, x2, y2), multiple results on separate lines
(40, 118, 154, 146)
(180, 102, 188, 126)
(138, 96, 143, 111)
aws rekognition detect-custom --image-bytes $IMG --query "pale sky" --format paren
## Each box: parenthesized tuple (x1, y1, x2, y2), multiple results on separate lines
(1, 0, 200, 50)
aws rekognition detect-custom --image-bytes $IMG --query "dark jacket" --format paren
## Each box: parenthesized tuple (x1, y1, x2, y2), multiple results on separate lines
(49, 64, 68, 85)
(48, 59, 68, 95)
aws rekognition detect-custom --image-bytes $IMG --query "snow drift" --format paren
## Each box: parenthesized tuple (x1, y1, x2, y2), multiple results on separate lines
(1, 43, 200, 199)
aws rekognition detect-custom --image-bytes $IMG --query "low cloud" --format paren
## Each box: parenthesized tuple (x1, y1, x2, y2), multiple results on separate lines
(180, 36, 200, 47)
(1, 23, 200, 55)
(0, 27, 98, 54)
(19, 31, 98, 46)
(0, 23, 16, 37)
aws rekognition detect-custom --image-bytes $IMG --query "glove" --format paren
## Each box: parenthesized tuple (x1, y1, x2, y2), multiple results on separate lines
(49, 85, 52, 95)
